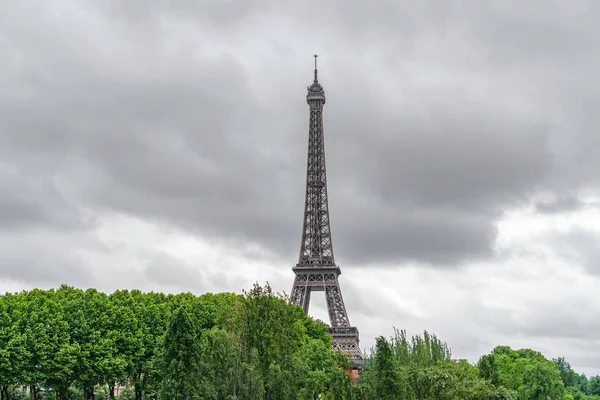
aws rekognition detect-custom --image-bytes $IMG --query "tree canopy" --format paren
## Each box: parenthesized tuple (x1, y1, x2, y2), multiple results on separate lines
(0, 285, 597, 400)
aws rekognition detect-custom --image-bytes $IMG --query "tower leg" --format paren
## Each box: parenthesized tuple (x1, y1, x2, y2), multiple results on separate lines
(291, 270, 363, 368)
(325, 283, 350, 327)
(325, 281, 362, 367)
(291, 281, 311, 314)
(303, 288, 311, 313)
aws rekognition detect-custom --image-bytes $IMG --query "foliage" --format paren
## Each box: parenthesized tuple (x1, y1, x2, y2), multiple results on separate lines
(0, 284, 345, 400)
(355, 333, 518, 400)
(550, 357, 600, 400)
(160, 305, 204, 400)
(1, 285, 597, 400)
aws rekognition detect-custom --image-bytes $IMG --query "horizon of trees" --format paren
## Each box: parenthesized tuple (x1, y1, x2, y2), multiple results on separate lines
(0, 284, 598, 400)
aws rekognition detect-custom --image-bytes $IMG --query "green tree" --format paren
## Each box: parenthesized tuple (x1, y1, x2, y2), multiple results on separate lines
(371, 336, 413, 399)
(127, 291, 169, 400)
(58, 287, 112, 400)
(160, 305, 204, 400)
(478, 346, 566, 400)
(589, 376, 600, 396)
(0, 293, 29, 400)
(520, 360, 565, 400)
(19, 289, 78, 400)
(104, 291, 141, 400)
(3, 286, 596, 400)
(554, 357, 578, 389)
(199, 327, 235, 398)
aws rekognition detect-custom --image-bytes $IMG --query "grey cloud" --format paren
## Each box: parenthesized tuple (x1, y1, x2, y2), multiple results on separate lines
(102, 0, 269, 27)
(406, 286, 600, 368)
(0, 165, 91, 232)
(0, 232, 93, 285)
(279, 1, 600, 74)
(468, 293, 600, 370)
(144, 251, 207, 291)
(342, 113, 551, 210)
(335, 205, 496, 266)
(519, 305, 600, 342)
(1, 0, 599, 271)
(323, 98, 553, 265)
(143, 250, 247, 293)
(335, 278, 381, 320)
(534, 196, 591, 215)
(475, 290, 600, 342)
(0, 195, 49, 230)
(548, 229, 600, 276)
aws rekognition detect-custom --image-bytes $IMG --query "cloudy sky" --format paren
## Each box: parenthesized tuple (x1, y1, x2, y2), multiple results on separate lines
(2, 0, 600, 374)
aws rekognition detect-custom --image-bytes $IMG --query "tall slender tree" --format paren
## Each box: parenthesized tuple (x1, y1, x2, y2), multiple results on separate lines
(160, 305, 204, 400)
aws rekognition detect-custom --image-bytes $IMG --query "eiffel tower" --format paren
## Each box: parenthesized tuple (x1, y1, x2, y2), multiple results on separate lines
(290, 56, 363, 368)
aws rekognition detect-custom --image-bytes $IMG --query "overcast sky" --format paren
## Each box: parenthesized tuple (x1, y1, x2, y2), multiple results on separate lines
(2, 0, 600, 375)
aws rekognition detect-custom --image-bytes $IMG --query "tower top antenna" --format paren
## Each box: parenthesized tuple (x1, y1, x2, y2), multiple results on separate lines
(313, 54, 318, 82)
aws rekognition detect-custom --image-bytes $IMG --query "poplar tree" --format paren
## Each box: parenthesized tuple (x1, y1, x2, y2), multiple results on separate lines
(160, 306, 204, 400)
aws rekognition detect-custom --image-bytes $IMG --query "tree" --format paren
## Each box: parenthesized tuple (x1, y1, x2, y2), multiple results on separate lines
(127, 291, 169, 400)
(389, 329, 451, 368)
(371, 336, 413, 399)
(0, 293, 29, 400)
(1, 286, 594, 400)
(59, 287, 112, 400)
(520, 360, 565, 400)
(589, 376, 600, 396)
(104, 291, 140, 400)
(19, 289, 76, 400)
(199, 327, 235, 398)
(554, 357, 578, 389)
(478, 346, 565, 400)
(160, 305, 204, 400)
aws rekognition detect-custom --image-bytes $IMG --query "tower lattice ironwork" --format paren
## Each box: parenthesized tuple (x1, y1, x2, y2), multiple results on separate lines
(290, 56, 363, 368)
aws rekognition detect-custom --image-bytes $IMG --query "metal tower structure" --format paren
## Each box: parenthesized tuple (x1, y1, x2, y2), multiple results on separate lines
(290, 56, 363, 367)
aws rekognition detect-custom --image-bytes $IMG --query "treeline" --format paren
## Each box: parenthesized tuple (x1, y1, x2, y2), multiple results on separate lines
(1, 285, 599, 400)
(0, 284, 350, 400)
(356, 332, 600, 400)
